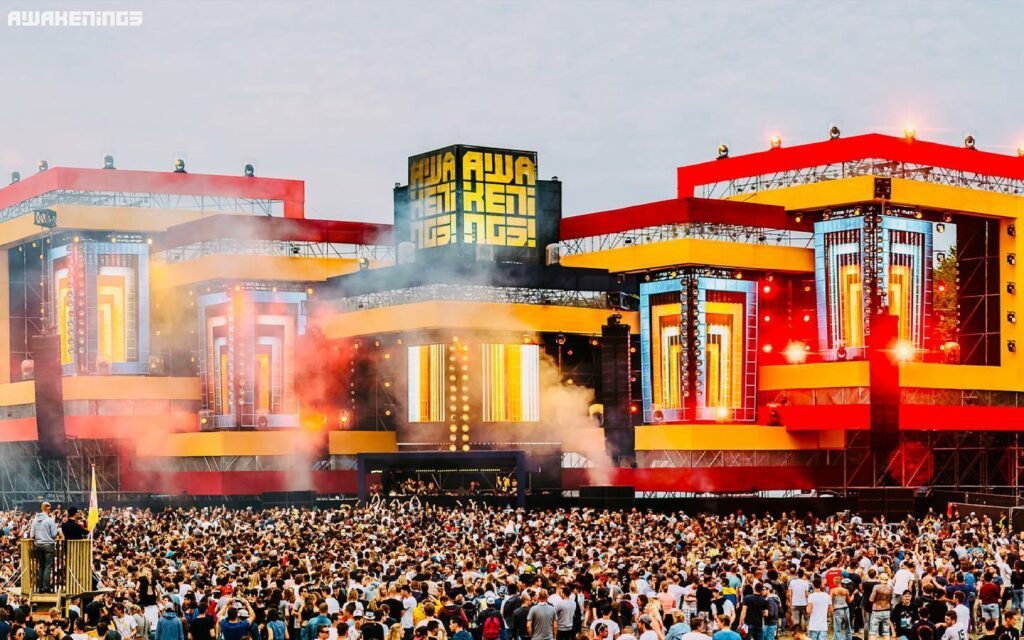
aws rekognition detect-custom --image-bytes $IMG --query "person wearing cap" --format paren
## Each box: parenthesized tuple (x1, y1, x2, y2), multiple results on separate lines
(28, 502, 58, 593)
(155, 604, 184, 640)
(478, 595, 503, 640)
(217, 597, 255, 640)
(828, 579, 852, 640)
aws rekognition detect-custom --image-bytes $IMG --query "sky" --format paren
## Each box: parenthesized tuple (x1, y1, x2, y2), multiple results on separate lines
(1, 0, 1022, 223)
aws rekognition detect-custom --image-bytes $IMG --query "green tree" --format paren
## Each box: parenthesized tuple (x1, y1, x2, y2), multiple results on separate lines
(933, 247, 957, 346)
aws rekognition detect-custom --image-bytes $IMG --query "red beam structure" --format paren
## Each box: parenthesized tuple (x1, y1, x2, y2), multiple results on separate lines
(678, 133, 1024, 197)
(156, 214, 393, 250)
(560, 196, 802, 240)
(0, 167, 306, 218)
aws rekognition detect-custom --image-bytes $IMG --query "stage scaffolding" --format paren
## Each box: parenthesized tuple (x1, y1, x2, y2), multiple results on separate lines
(0, 439, 120, 508)
(698, 159, 1024, 199)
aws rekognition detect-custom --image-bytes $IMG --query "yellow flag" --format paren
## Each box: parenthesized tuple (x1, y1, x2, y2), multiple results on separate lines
(87, 465, 99, 531)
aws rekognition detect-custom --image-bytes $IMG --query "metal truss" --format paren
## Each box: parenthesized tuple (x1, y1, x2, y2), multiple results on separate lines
(700, 160, 1024, 199)
(559, 222, 813, 257)
(0, 189, 284, 223)
(0, 440, 120, 508)
(639, 449, 834, 468)
(154, 239, 395, 264)
(333, 284, 616, 312)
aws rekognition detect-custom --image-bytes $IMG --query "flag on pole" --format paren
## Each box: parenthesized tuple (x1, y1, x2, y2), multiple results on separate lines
(87, 464, 99, 532)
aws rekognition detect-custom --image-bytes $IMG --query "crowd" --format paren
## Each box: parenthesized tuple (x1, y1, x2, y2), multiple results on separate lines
(1, 503, 1023, 640)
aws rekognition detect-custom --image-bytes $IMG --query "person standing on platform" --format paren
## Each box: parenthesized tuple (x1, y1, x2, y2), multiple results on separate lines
(28, 502, 58, 593)
(60, 507, 89, 541)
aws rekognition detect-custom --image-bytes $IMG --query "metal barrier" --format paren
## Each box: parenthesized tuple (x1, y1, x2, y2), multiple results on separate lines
(19, 538, 92, 597)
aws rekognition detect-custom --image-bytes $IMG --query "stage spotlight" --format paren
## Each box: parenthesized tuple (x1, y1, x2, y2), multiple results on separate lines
(829, 125, 841, 140)
(1010, 224, 1017, 237)
(893, 340, 916, 362)
(556, 333, 566, 346)
(717, 144, 729, 160)
(1010, 340, 1017, 353)
(903, 124, 916, 141)
(1008, 282, 1016, 294)
(1008, 311, 1017, 324)
(173, 158, 186, 173)
(914, 209, 923, 219)
(358, 257, 370, 271)
(783, 341, 808, 364)
(769, 135, 782, 149)
(643, 273, 651, 282)
(734, 271, 743, 279)
(936, 223, 945, 233)
(1018, 145, 1024, 157)
(762, 344, 773, 353)
(964, 135, 976, 149)
(714, 406, 731, 421)
(1009, 253, 1017, 266)
(244, 163, 255, 177)
(37, 160, 48, 173)
(836, 346, 848, 360)
(10, 171, 19, 184)
(103, 155, 115, 170)
(794, 214, 803, 223)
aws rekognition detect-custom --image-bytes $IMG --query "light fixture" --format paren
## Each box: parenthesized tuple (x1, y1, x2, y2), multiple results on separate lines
(37, 160, 48, 173)
(936, 223, 945, 233)
(1008, 311, 1017, 324)
(836, 346, 848, 361)
(244, 163, 255, 177)
(1018, 144, 1024, 157)
(964, 135, 976, 149)
(1010, 224, 1017, 237)
(794, 214, 803, 223)
(783, 341, 808, 364)
(829, 125, 841, 140)
(893, 340, 916, 363)
(1009, 282, 1017, 294)
(903, 124, 916, 141)
(914, 209, 923, 219)
(762, 344, 773, 353)
(714, 406, 730, 421)
(10, 171, 19, 184)
(1009, 254, 1017, 266)
(943, 213, 953, 223)
(769, 135, 782, 149)
(1010, 340, 1017, 353)
(717, 144, 729, 160)
(103, 155, 115, 170)
(173, 158, 186, 173)
(734, 271, 743, 280)
(556, 334, 566, 346)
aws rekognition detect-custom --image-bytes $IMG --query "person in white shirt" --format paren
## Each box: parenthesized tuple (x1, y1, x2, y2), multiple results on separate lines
(618, 626, 637, 640)
(941, 611, 966, 640)
(400, 585, 417, 632)
(788, 571, 811, 631)
(638, 616, 661, 640)
(592, 614, 621, 640)
(806, 579, 832, 640)
(892, 564, 915, 597)
(679, 617, 711, 640)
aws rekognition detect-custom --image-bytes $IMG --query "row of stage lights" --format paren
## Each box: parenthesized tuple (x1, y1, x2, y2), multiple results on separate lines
(776, 339, 920, 365)
(9, 156, 258, 184)
(716, 126, 1024, 160)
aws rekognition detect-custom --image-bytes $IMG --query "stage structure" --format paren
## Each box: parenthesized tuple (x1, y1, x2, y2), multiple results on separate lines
(1, 134, 1024, 504)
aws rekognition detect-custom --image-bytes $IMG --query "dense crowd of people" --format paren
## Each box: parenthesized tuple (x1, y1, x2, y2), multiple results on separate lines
(1, 503, 1023, 640)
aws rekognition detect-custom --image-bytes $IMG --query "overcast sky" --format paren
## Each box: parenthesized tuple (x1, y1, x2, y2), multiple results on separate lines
(1, 1, 1021, 223)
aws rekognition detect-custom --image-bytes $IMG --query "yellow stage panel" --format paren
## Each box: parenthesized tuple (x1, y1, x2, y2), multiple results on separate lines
(319, 301, 639, 338)
(899, 363, 1024, 392)
(724, 176, 876, 211)
(136, 430, 316, 457)
(636, 424, 845, 451)
(328, 430, 398, 455)
(561, 239, 814, 273)
(759, 361, 869, 390)
(890, 179, 1024, 219)
(62, 376, 200, 401)
(151, 255, 359, 288)
(0, 381, 35, 407)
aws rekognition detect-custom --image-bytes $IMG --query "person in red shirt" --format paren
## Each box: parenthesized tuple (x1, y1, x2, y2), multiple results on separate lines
(978, 573, 1001, 624)
(824, 562, 844, 592)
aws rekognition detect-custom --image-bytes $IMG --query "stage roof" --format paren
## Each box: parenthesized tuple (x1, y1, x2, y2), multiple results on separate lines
(155, 214, 393, 250)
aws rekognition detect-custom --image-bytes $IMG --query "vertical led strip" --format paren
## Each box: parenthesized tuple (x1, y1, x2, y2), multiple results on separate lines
(408, 344, 447, 422)
(482, 343, 540, 422)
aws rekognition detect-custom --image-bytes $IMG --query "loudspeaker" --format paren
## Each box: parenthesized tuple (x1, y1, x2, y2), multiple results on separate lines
(600, 315, 634, 462)
(1010, 507, 1024, 533)
(580, 485, 635, 510)
(262, 490, 316, 507)
(31, 334, 66, 458)
(873, 177, 892, 200)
